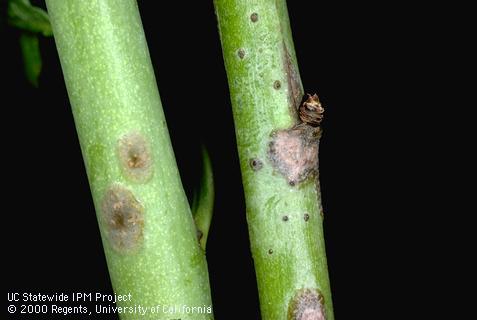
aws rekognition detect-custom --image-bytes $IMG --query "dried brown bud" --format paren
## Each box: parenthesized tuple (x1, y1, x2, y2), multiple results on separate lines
(299, 94, 324, 127)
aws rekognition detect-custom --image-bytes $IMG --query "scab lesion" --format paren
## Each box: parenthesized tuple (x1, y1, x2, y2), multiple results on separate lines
(237, 48, 246, 59)
(267, 92, 325, 186)
(268, 126, 319, 186)
(117, 132, 153, 183)
(288, 288, 326, 320)
(101, 184, 144, 253)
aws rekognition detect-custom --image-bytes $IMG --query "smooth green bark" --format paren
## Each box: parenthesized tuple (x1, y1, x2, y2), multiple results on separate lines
(46, 1, 213, 319)
(214, 1, 334, 319)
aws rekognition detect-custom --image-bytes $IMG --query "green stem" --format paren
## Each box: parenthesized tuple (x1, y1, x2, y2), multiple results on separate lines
(45, 1, 213, 319)
(214, 1, 333, 319)
(19, 32, 41, 87)
(192, 146, 214, 251)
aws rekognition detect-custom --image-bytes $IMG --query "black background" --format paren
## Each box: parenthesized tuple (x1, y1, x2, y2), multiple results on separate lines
(2, 1, 457, 319)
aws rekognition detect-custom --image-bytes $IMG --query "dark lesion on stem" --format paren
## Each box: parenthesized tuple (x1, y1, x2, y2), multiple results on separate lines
(283, 42, 303, 112)
(101, 184, 144, 253)
(118, 132, 153, 183)
(288, 288, 326, 320)
(269, 39, 326, 186)
(268, 94, 324, 186)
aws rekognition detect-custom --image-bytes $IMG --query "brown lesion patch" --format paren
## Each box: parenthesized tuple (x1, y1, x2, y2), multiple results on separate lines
(237, 48, 246, 59)
(118, 132, 153, 183)
(283, 42, 303, 112)
(268, 125, 320, 186)
(288, 288, 326, 320)
(101, 184, 144, 253)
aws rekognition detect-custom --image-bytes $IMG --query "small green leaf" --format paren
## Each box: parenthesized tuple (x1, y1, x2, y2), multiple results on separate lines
(192, 146, 215, 251)
(8, 0, 53, 36)
(19, 33, 42, 87)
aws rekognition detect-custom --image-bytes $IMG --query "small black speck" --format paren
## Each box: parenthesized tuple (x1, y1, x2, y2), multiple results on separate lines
(251, 13, 258, 22)
(249, 158, 263, 171)
(282, 215, 289, 222)
(268, 249, 273, 254)
(289, 180, 296, 186)
(273, 80, 281, 90)
(304, 213, 310, 221)
(237, 48, 246, 59)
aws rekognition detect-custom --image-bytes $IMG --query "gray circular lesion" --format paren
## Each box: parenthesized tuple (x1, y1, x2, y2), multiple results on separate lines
(268, 126, 319, 186)
(288, 288, 326, 320)
(101, 184, 144, 253)
(237, 48, 246, 59)
(117, 132, 153, 183)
